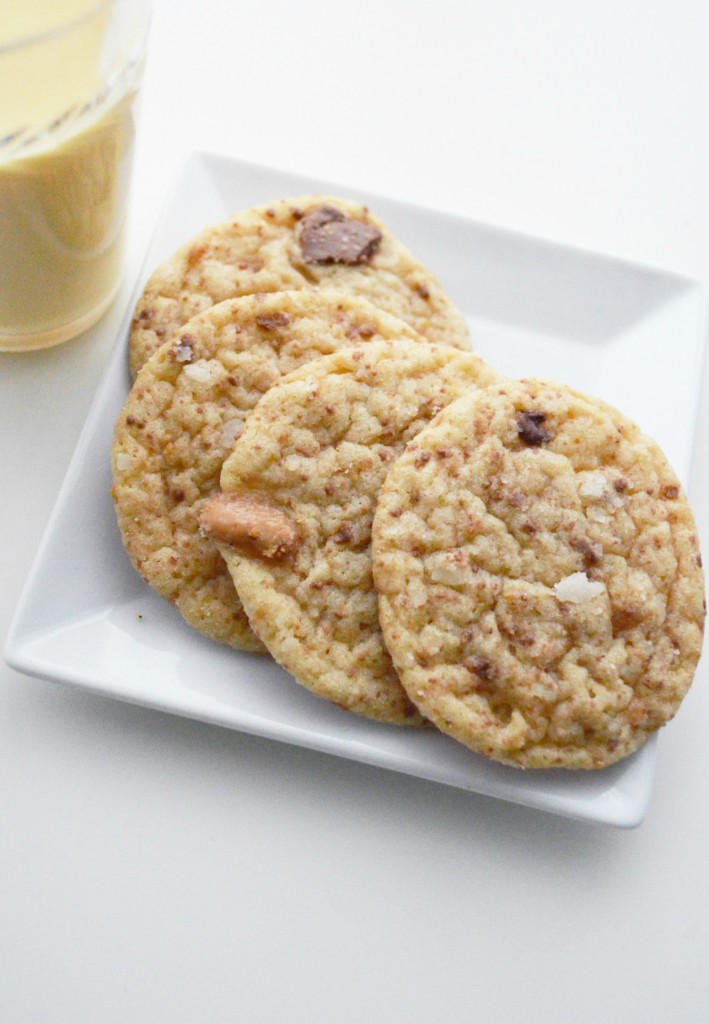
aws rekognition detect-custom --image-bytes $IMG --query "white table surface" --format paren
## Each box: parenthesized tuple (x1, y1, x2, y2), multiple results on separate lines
(3, 2, 709, 1021)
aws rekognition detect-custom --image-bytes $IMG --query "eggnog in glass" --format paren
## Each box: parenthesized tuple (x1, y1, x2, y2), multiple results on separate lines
(0, 0, 151, 351)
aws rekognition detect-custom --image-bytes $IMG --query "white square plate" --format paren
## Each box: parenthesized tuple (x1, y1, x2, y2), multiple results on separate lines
(6, 152, 708, 827)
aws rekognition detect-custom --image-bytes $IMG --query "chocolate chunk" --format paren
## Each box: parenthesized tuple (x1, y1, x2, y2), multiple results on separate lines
(333, 525, 354, 544)
(466, 655, 495, 680)
(464, 655, 497, 692)
(299, 205, 382, 265)
(516, 411, 551, 446)
(302, 205, 345, 230)
(256, 312, 291, 330)
(570, 535, 602, 567)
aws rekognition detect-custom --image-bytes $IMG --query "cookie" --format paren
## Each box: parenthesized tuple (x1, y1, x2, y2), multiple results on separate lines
(112, 290, 427, 651)
(372, 379, 705, 769)
(129, 195, 470, 377)
(200, 340, 500, 723)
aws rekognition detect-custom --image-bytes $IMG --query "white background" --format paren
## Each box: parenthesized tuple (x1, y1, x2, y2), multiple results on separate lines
(3, 1, 709, 1021)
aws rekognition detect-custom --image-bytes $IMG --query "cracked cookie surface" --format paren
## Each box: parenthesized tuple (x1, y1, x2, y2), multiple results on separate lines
(206, 340, 500, 724)
(129, 195, 471, 377)
(112, 290, 426, 651)
(372, 379, 705, 768)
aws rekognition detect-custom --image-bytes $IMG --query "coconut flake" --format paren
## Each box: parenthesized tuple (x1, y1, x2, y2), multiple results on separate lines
(579, 470, 624, 511)
(173, 341, 194, 363)
(219, 418, 244, 447)
(579, 471, 608, 499)
(586, 506, 611, 524)
(427, 552, 468, 586)
(182, 361, 213, 384)
(553, 572, 606, 604)
(291, 375, 319, 399)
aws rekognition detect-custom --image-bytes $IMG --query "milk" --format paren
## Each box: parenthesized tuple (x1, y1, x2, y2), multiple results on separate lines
(0, 1, 148, 350)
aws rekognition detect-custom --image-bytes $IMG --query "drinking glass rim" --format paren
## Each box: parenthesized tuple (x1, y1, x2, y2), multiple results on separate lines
(0, 1, 140, 56)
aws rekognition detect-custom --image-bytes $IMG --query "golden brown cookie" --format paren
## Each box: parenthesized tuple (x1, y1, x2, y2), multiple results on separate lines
(372, 379, 705, 768)
(112, 290, 426, 651)
(200, 340, 500, 722)
(129, 195, 470, 377)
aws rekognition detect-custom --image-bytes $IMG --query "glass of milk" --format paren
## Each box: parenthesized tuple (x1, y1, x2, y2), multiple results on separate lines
(0, 1, 151, 351)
